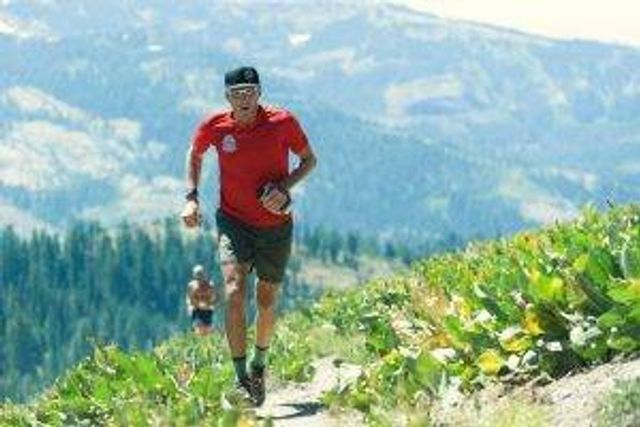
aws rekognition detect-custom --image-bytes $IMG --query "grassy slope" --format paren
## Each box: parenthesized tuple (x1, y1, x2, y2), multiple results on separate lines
(1, 204, 639, 426)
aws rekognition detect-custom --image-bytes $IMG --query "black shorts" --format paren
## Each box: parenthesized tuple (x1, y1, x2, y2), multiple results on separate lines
(216, 209, 293, 283)
(192, 309, 213, 328)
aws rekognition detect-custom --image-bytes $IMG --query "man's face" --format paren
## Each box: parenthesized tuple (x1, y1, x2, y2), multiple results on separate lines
(225, 85, 260, 121)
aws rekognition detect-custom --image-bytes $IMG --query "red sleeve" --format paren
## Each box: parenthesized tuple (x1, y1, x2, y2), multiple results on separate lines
(191, 119, 216, 155)
(284, 114, 310, 154)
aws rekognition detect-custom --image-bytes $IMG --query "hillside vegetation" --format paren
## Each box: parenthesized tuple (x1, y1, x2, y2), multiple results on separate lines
(1, 205, 638, 426)
(0, 220, 424, 403)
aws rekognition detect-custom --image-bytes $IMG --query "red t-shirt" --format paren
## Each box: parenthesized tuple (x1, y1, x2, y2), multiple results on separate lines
(191, 105, 309, 227)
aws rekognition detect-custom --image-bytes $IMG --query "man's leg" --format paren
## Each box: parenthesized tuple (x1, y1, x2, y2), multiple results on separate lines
(216, 210, 258, 406)
(251, 229, 291, 406)
(223, 262, 252, 377)
(252, 220, 291, 361)
(200, 310, 214, 336)
(246, 279, 279, 407)
(255, 280, 280, 350)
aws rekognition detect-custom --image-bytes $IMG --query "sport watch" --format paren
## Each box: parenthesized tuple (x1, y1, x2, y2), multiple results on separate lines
(185, 188, 199, 202)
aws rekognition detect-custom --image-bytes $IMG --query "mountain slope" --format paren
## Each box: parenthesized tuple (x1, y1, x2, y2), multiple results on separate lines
(1, 204, 638, 425)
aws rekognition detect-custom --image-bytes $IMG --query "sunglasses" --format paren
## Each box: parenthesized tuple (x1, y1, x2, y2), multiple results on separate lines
(226, 85, 259, 99)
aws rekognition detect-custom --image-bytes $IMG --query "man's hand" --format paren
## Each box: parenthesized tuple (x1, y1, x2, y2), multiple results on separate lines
(181, 200, 201, 228)
(259, 183, 291, 215)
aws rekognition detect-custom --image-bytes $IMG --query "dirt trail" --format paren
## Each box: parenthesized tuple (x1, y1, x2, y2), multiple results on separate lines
(252, 356, 640, 426)
(540, 357, 640, 426)
(254, 357, 364, 426)
(434, 356, 640, 426)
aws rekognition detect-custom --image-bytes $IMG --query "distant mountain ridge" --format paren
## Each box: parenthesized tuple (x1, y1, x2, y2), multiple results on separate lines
(1, 1, 639, 239)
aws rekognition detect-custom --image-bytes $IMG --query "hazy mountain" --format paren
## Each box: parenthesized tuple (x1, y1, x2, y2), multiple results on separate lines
(1, 1, 639, 239)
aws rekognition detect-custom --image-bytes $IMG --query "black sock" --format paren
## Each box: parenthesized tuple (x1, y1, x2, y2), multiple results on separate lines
(252, 345, 268, 370)
(232, 356, 247, 380)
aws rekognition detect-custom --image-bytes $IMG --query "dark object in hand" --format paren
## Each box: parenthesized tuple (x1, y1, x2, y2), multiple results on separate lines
(259, 183, 291, 214)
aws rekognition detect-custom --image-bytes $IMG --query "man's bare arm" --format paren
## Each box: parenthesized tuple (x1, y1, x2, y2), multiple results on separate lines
(262, 145, 316, 213)
(279, 145, 317, 190)
(186, 146, 204, 191)
(186, 286, 195, 313)
(182, 147, 204, 227)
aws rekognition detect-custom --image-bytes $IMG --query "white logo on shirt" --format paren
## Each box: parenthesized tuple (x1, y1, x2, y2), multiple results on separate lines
(221, 134, 237, 153)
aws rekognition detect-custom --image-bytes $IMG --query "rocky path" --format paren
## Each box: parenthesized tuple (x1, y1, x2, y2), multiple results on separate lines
(541, 357, 640, 426)
(254, 357, 363, 427)
(251, 355, 640, 426)
(434, 356, 640, 426)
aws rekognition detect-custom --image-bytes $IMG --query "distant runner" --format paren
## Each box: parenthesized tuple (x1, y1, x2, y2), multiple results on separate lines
(186, 264, 216, 336)
(181, 66, 317, 407)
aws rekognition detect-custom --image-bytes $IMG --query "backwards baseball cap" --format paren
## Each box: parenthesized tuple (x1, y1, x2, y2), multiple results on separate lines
(224, 66, 260, 88)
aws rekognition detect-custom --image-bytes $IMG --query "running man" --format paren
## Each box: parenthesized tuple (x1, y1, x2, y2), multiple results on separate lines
(181, 66, 317, 406)
(186, 264, 216, 336)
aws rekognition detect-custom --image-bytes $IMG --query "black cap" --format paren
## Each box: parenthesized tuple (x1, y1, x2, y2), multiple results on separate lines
(224, 66, 260, 88)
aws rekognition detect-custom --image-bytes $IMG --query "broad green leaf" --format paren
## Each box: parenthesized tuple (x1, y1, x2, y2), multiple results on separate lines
(443, 315, 471, 350)
(585, 249, 617, 287)
(607, 336, 639, 352)
(576, 274, 613, 311)
(529, 271, 565, 303)
(413, 351, 444, 391)
(607, 279, 640, 305)
(544, 277, 565, 301)
(629, 305, 640, 323)
(597, 310, 626, 329)
(621, 239, 640, 279)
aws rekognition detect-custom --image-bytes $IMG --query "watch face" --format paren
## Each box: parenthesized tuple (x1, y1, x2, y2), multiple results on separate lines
(186, 189, 198, 200)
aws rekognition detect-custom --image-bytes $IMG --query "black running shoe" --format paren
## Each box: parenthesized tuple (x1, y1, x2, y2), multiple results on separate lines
(250, 364, 266, 407)
(222, 376, 253, 409)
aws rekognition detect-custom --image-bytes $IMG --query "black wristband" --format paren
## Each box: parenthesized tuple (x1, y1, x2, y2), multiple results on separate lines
(186, 188, 199, 202)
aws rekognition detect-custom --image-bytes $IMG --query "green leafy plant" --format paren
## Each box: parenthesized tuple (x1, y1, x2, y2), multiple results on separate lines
(316, 204, 640, 415)
(2, 204, 639, 426)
